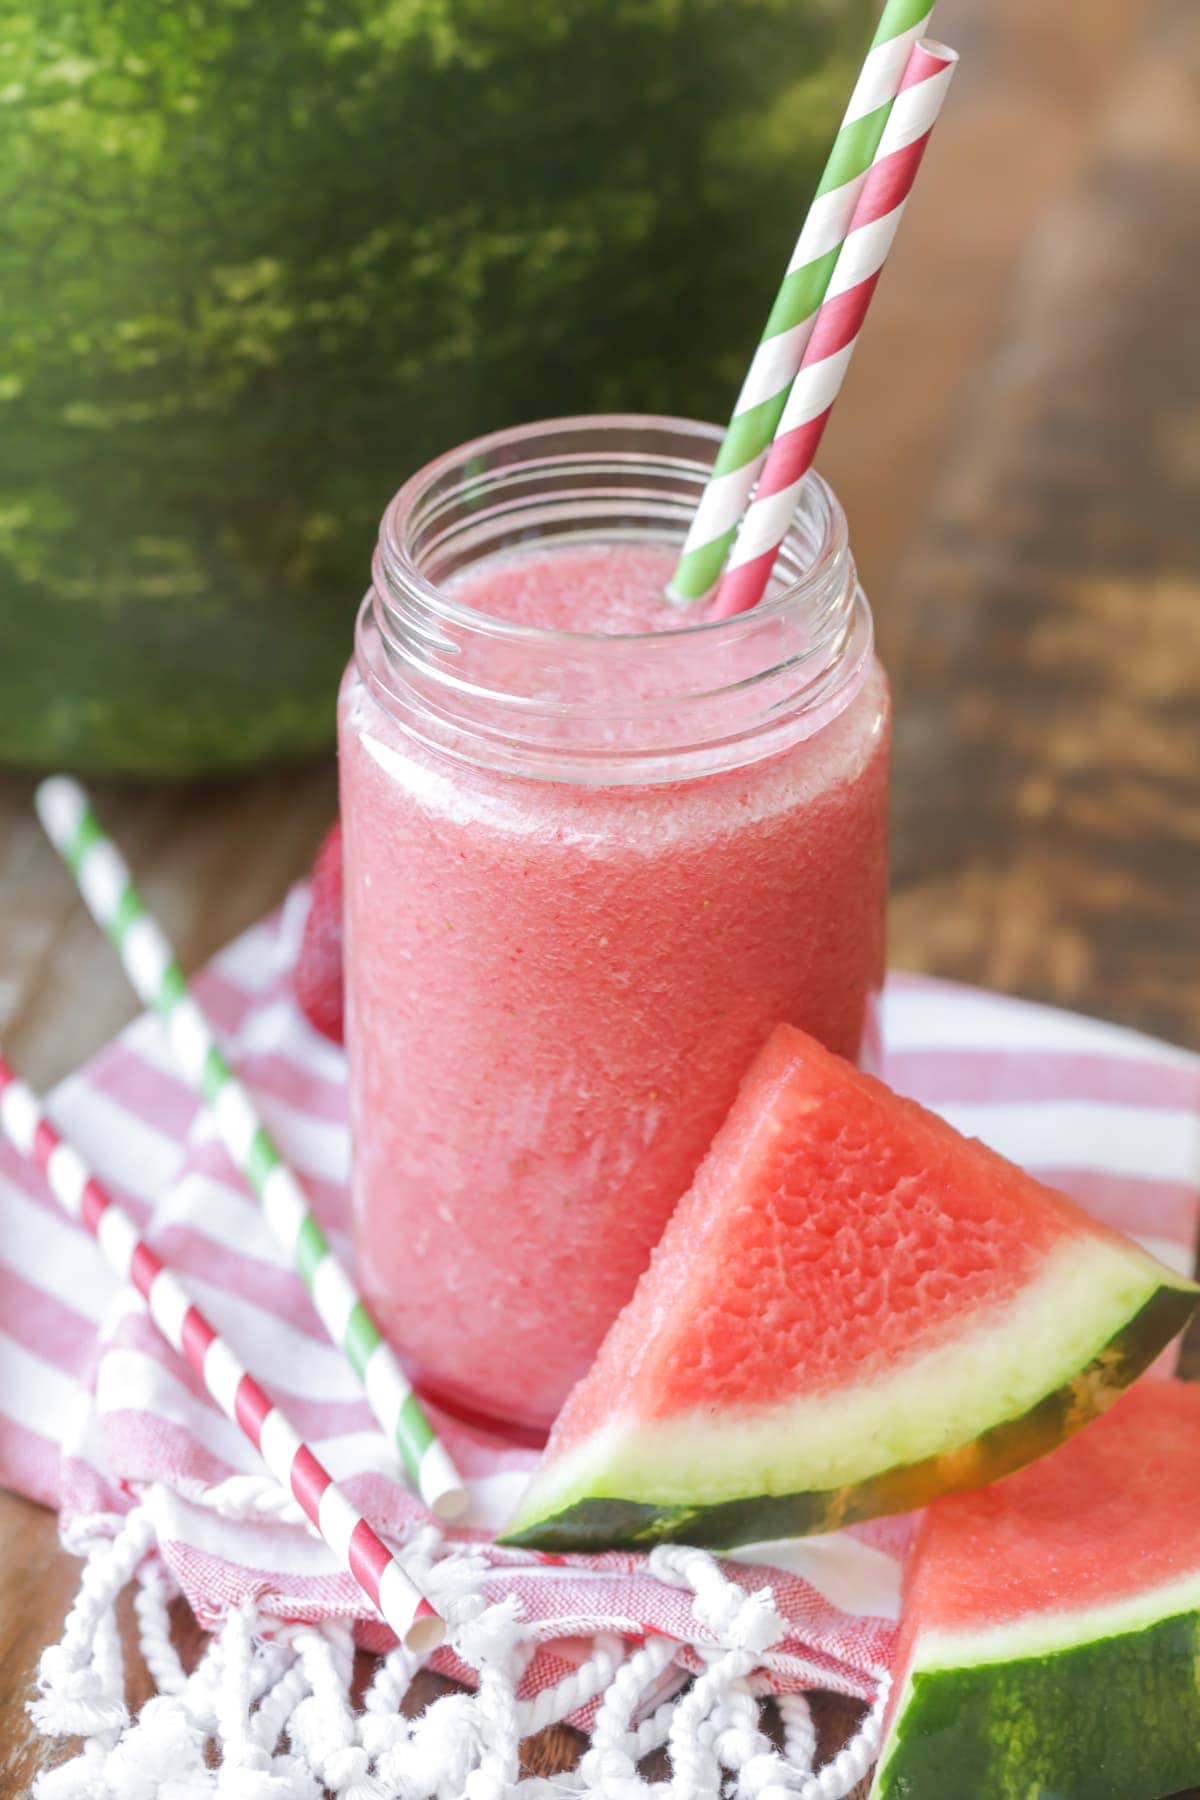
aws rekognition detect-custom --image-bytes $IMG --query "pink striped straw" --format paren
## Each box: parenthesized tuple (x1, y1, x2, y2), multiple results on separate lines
(711, 39, 958, 619)
(0, 1054, 444, 1654)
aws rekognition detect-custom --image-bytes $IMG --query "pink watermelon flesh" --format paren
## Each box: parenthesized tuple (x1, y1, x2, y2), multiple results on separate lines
(895, 1379, 1200, 1637)
(874, 1378, 1200, 1799)
(501, 1025, 1195, 1551)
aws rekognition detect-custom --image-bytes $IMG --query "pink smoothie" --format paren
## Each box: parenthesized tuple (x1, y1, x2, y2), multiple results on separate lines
(340, 541, 890, 1433)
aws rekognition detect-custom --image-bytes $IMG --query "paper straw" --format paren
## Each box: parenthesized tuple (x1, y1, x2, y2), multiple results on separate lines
(711, 39, 958, 620)
(668, 0, 936, 603)
(0, 1055, 444, 1652)
(35, 776, 468, 1525)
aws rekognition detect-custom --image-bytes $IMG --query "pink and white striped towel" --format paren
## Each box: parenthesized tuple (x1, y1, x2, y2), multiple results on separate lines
(1, 888, 1198, 1789)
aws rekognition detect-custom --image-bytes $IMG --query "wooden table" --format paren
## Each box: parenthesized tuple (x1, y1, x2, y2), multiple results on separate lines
(2, 0, 1198, 1789)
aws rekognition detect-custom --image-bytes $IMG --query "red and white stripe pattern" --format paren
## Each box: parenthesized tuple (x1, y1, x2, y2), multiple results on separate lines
(666, 0, 935, 602)
(711, 39, 958, 620)
(0, 1055, 442, 1655)
(0, 894, 1196, 1706)
(35, 775, 467, 1526)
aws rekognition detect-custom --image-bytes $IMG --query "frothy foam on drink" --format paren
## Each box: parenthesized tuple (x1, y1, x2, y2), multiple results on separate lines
(447, 542, 700, 636)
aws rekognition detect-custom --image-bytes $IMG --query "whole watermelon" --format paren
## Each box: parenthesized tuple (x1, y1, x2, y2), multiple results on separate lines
(0, 1, 872, 776)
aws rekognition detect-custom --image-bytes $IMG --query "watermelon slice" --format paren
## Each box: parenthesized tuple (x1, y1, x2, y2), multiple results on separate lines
(500, 1025, 1196, 1551)
(295, 822, 344, 1045)
(873, 1378, 1200, 1800)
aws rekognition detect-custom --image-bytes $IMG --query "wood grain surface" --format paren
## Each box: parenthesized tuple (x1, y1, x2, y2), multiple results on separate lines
(2, 0, 1198, 1791)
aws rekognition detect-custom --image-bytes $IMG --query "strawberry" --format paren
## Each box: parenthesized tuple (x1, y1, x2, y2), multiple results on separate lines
(295, 821, 345, 1044)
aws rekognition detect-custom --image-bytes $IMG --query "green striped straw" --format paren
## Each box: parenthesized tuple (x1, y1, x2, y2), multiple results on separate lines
(36, 776, 468, 1524)
(668, 0, 935, 602)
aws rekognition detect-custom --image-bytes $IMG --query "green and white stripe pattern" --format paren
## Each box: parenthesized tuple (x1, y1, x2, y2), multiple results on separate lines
(0, 1055, 443, 1649)
(36, 776, 467, 1524)
(668, 0, 934, 603)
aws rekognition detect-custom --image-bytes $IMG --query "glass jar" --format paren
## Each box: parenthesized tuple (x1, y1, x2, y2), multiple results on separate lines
(339, 415, 890, 1436)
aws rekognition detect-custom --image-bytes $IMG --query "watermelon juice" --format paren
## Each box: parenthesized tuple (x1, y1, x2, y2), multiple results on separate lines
(339, 416, 889, 1434)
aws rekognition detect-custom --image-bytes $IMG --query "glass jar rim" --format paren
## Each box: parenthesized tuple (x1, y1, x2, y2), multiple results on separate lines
(376, 411, 849, 649)
(359, 411, 872, 786)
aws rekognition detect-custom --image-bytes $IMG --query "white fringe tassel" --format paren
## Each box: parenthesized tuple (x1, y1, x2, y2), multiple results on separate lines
(30, 1501, 887, 1799)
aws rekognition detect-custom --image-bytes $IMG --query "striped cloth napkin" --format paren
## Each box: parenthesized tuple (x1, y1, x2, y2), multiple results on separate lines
(2, 888, 1198, 1793)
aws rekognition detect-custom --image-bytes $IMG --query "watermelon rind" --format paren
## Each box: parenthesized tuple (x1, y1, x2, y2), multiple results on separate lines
(872, 1575, 1200, 1800)
(0, 1, 875, 776)
(499, 1238, 1195, 1551)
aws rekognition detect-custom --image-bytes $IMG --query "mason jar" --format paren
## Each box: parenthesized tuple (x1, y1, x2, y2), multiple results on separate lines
(339, 415, 890, 1436)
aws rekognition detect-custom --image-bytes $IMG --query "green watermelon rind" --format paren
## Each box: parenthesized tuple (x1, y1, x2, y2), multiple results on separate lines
(499, 1277, 1196, 1552)
(0, 0, 875, 777)
(872, 1590, 1200, 1800)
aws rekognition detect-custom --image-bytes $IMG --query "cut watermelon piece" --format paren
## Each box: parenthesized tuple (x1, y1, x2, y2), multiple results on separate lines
(295, 822, 344, 1045)
(873, 1378, 1200, 1800)
(500, 1025, 1196, 1551)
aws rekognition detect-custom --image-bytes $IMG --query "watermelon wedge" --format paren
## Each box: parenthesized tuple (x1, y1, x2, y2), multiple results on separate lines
(873, 1379, 1200, 1800)
(500, 1026, 1196, 1551)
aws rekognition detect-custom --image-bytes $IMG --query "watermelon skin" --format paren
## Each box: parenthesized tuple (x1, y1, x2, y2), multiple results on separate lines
(0, 2, 871, 777)
(877, 1619, 1200, 1800)
(499, 1292, 1192, 1552)
(500, 1027, 1197, 1553)
(873, 1381, 1200, 1800)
